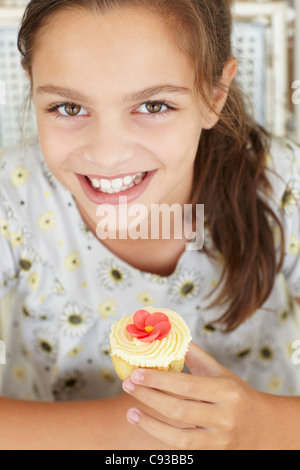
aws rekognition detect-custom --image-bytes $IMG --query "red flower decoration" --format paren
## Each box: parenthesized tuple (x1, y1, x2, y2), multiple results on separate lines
(126, 309, 171, 342)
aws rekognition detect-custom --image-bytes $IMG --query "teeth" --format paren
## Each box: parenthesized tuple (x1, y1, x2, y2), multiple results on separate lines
(123, 176, 133, 185)
(87, 172, 147, 193)
(92, 178, 100, 189)
(111, 178, 123, 190)
(100, 179, 111, 190)
(134, 175, 143, 185)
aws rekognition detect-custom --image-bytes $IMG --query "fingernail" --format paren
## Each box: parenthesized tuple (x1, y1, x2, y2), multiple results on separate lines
(131, 370, 144, 384)
(127, 408, 141, 425)
(122, 379, 136, 393)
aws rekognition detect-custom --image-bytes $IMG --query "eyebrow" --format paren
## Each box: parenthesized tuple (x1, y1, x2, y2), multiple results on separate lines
(36, 84, 191, 105)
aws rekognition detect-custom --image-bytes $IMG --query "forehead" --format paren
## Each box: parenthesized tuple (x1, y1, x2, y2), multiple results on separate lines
(31, 7, 195, 96)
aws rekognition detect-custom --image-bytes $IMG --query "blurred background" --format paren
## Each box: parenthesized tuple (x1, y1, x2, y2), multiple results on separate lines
(0, 0, 299, 150)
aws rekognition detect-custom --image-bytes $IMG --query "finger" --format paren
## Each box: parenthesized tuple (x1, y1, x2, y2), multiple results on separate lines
(129, 369, 226, 403)
(126, 407, 216, 450)
(123, 378, 219, 428)
(185, 342, 228, 377)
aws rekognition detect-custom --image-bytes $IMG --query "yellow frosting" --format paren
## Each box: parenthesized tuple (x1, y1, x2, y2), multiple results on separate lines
(110, 307, 192, 368)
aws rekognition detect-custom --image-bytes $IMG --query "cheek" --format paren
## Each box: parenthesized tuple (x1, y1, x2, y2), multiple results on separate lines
(36, 116, 79, 175)
(145, 118, 202, 169)
(37, 119, 77, 153)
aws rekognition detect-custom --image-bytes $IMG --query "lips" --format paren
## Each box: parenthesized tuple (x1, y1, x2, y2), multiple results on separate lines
(76, 169, 157, 205)
(87, 172, 147, 193)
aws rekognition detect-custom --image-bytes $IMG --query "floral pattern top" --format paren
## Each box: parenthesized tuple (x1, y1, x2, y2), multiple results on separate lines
(1, 138, 300, 402)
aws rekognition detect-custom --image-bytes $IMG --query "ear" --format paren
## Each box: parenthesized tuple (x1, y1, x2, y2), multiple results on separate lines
(24, 69, 31, 82)
(202, 57, 238, 130)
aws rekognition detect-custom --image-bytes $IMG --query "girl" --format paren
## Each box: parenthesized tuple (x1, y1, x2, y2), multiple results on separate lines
(0, 0, 300, 450)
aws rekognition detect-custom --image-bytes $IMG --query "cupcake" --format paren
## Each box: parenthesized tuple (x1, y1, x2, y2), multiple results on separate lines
(110, 306, 192, 380)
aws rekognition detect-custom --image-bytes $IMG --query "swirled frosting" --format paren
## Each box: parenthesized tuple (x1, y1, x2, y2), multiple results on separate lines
(110, 307, 192, 367)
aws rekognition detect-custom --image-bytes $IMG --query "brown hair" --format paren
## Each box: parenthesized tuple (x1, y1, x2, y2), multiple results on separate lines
(17, 0, 285, 331)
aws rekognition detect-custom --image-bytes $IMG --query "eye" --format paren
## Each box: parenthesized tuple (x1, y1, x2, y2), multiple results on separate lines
(137, 102, 170, 114)
(59, 104, 88, 117)
(46, 102, 90, 118)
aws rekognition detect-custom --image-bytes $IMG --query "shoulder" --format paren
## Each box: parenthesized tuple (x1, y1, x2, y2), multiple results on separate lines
(0, 141, 58, 216)
(0, 141, 45, 189)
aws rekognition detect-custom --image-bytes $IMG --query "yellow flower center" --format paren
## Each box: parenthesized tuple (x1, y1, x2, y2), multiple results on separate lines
(145, 325, 154, 333)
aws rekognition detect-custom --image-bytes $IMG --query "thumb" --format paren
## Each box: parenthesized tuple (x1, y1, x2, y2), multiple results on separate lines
(185, 342, 228, 377)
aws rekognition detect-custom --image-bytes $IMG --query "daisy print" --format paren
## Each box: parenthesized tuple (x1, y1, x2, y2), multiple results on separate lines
(0, 218, 9, 238)
(278, 307, 292, 325)
(267, 375, 284, 394)
(67, 344, 84, 358)
(12, 366, 27, 382)
(97, 299, 118, 320)
(10, 165, 30, 187)
(169, 269, 203, 303)
(32, 383, 41, 400)
(226, 340, 253, 363)
(79, 219, 95, 241)
(100, 368, 116, 383)
(195, 316, 220, 338)
(19, 246, 39, 274)
(0, 270, 17, 292)
(37, 310, 55, 322)
(141, 272, 169, 285)
(136, 291, 156, 306)
(280, 180, 300, 216)
(51, 279, 66, 296)
(1, 196, 15, 219)
(52, 370, 85, 401)
(9, 223, 31, 249)
(289, 235, 300, 255)
(65, 251, 81, 272)
(97, 259, 132, 291)
(60, 302, 95, 338)
(10, 229, 24, 248)
(98, 332, 111, 360)
(22, 304, 35, 320)
(34, 328, 59, 363)
(37, 210, 57, 232)
(254, 336, 279, 371)
(27, 272, 41, 291)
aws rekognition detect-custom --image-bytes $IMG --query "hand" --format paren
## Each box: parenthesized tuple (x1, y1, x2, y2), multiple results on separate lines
(122, 342, 271, 450)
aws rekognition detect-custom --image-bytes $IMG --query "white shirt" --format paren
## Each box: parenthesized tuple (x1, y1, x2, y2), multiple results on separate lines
(1, 137, 300, 401)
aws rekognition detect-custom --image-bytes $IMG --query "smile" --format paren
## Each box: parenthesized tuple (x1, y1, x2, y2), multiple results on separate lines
(76, 170, 157, 205)
(87, 172, 147, 194)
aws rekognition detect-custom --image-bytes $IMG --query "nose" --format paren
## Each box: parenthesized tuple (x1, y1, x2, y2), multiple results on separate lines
(83, 115, 134, 173)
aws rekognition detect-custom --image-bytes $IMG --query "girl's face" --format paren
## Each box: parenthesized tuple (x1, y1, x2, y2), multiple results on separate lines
(30, 7, 220, 232)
